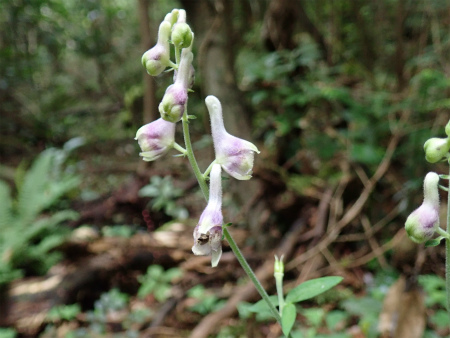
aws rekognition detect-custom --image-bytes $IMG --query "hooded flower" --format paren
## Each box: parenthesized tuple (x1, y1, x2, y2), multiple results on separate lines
(205, 95, 260, 180)
(192, 164, 223, 267)
(135, 118, 176, 161)
(141, 21, 172, 76)
(159, 48, 193, 123)
(405, 172, 440, 243)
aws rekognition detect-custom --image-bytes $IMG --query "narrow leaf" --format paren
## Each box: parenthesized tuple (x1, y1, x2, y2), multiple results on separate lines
(286, 276, 343, 304)
(248, 295, 279, 314)
(425, 236, 444, 247)
(281, 303, 296, 337)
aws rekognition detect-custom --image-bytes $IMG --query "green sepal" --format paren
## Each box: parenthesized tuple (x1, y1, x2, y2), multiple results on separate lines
(438, 185, 449, 191)
(188, 115, 197, 119)
(281, 303, 296, 337)
(425, 236, 445, 247)
(172, 153, 186, 158)
(439, 174, 450, 180)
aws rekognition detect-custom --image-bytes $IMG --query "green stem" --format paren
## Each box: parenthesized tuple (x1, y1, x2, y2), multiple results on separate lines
(436, 227, 450, 240)
(446, 163, 450, 326)
(181, 108, 281, 325)
(181, 109, 209, 200)
(203, 160, 216, 179)
(173, 142, 187, 155)
(174, 46, 182, 66)
(275, 274, 285, 316)
(223, 227, 282, 324)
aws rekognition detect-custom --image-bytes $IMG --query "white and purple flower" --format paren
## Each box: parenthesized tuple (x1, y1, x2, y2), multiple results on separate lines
(141, 21, 172, 76)
(159, 49, 193, 123)
(405, 172, 440, 243)
(192, 164, 223, 267)
(205, 95, 260, 180)
(135, 118, 176, 161)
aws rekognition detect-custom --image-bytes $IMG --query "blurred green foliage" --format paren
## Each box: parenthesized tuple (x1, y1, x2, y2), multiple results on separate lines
(137, 264, 182, 302)
(0, 147, 79, 286)
(139, 176, 189, 220)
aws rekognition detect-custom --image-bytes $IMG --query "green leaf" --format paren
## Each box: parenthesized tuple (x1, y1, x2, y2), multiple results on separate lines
(248, 295, 279, 313)
(286, 276, 343, 303)
(281, 303, 296, 336)
(425, 236, 445, 247)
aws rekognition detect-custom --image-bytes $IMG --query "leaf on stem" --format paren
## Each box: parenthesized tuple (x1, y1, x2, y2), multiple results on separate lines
(285, 276, 343, 304)
(425, 236, 445, 247)
(281, 303, 296, 337)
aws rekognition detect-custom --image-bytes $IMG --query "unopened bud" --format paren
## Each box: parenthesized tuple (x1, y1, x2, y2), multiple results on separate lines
(141, 21, 171, 76)
(171, 22, 193, 49)
(405, 172, 440, 243)
(158, 49, 193, 123)
(423, 137, 450, 163)
(445, 120, 450, 137)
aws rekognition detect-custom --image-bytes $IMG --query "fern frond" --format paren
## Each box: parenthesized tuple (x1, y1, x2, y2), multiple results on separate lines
(0, 181, 13, 230)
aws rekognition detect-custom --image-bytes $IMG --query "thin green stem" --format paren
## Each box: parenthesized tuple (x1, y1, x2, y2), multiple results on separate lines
(436, 227, 450, 240)
(174, 46, 181, 66)
(173, 142, 187, 155)
(181, 108, 281, 325)
(181, 109, 209, 200)
(446, 163, 450, 326)
(275, 275, 285, 316)
(203, 160, 217, 179)
(223, 228, 282, 324)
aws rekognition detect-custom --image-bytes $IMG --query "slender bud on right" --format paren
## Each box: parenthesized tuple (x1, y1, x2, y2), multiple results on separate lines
(405, 172, 440, 243)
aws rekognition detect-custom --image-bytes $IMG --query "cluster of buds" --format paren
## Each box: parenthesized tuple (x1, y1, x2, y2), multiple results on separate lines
(135, 10, 260, 267)
(405, 120, 450, 244)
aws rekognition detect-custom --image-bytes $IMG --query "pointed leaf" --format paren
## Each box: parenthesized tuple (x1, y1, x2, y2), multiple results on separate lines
(425, 236, 445, 247)
(286, 276, 343, 303)
(281, 303, 296, 336)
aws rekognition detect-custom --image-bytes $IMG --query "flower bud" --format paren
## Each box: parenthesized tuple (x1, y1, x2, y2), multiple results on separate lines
(135, 118, 176, 161)
(171, 22, 193, 49)
(141, 21, 171, 76)
(159, 49, 193, 122)
(423, 137, 450, 163)
(192, 164, 223, 267)
(205, 95, 260, 180)
(274, 255, 284, 275)
(445, 120, 450, 137)
(405, 172, 440, 243)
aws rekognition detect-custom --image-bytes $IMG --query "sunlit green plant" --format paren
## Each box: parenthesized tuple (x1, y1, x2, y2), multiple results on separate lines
(139, 176, 188, 220)
(0, 146, 80, 286)
(137, 265, 182, 302)
(187, 285, 225, 315)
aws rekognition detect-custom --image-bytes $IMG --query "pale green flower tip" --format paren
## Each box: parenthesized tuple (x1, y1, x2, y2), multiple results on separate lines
(445, 120, 450, 136)
(164, 9, 179, 27)
(274, 255, 284, 274)
(405, 215, 427, 244)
